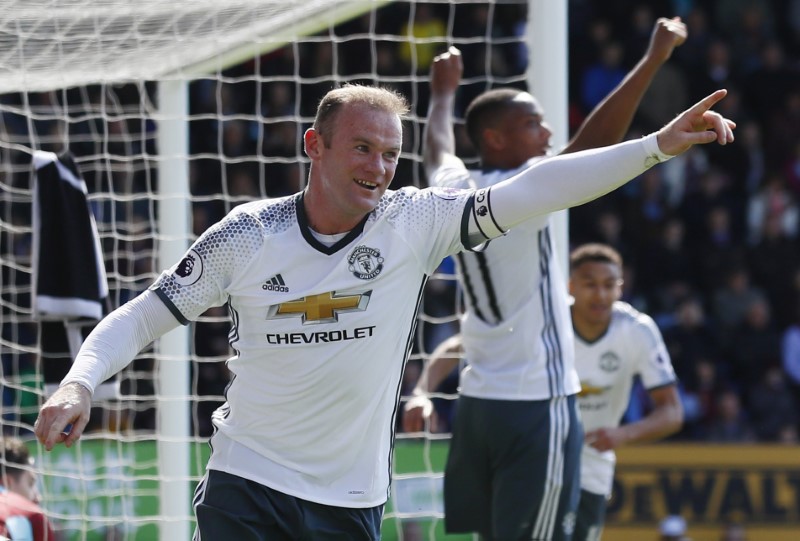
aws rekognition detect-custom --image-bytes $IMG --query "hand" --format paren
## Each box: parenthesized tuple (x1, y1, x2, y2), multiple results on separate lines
(585, 426, 626, 452)
(656, 89, 736, 156)
(34, 382, 92, 450)
(646, 16, 687, 64)
(430, 46, 463, 98)
(402, 394, 436, 433)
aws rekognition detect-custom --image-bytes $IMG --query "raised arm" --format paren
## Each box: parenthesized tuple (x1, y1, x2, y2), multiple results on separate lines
(564, 16, 687, 154)
(422, 46, 465, 183)
(480, 89, 735, 235)
(34, 290, 180, 450)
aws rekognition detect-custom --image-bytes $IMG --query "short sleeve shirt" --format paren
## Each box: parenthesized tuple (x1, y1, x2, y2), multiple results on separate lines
(574, 301, 676, 496)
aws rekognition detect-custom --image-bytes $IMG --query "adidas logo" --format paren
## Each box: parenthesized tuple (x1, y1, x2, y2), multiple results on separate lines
(262, 274, 289, 292)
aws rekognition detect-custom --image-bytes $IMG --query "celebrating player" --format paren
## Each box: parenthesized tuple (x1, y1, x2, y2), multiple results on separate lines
(406, 16, 689, 540)
(35, 77, 732, 539)
(569, 243, 683, 540)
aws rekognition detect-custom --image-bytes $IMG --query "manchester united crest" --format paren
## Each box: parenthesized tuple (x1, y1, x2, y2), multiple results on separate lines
(348, 245, 384, 280)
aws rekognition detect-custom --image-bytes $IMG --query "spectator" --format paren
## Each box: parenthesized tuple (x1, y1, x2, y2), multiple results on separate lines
(781, 304, 800, 408)
(638, 217, 696, 314)
(746, 172, 799, 246)
(747, 365, 797, 441)
(711, 265, 767, 340)
(719, 521, 748, 541)
(680, 358, 726, 440)
(706, 388, 756, 443)
(0, 437, 56, 541)
(398, 4, 446, 73)
(662, 295, 720, 389)
(659, 514, 691, 541)
(726, 296, 783, 388)
(623, 167, 674, 253)
(581, 41, 627, 111)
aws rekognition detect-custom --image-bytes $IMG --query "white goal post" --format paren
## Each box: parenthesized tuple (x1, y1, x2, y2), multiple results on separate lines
(0, 1, 565, 539)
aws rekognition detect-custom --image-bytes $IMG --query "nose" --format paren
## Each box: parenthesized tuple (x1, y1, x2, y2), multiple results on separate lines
(365, 152, 386, 176)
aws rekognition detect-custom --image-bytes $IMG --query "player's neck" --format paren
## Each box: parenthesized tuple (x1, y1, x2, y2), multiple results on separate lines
(302, 188, 363, 234)
(571, 308, 610, 342)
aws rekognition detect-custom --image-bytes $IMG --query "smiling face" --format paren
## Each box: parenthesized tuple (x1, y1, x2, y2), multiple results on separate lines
(304, 101, 402, 233)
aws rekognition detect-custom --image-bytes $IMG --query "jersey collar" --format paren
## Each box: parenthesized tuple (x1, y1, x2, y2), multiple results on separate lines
(295, 192, 370, 255)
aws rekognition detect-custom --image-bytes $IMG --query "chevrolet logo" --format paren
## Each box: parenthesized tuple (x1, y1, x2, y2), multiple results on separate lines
(266, 291, 372, 325)
(577, 383, 607, 397)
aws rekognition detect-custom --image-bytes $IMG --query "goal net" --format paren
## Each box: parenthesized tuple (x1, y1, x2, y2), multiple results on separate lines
(0, 1, 543, 539)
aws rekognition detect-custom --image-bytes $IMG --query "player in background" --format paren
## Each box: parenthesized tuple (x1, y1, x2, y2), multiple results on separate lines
(569, 243, 683, 541)
(0, 437, 56, 541)
(406, 16, 689, 540)
(34, 75, 733, 539)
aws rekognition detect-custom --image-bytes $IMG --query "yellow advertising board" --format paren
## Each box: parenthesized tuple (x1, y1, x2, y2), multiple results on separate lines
(604, 444, 800, 541)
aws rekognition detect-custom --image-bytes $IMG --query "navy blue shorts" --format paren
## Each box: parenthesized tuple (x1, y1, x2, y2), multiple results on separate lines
(444, 395, 583, 540)
(574, 489, 608, 541)
(193, 469, 383, 540)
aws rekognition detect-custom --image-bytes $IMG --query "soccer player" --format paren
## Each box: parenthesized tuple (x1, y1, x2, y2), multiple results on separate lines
(0, 437, 56, 541)
(34, 79, 733, 539)
(407, 17, 689, 540)
(569, 243, 683, 541)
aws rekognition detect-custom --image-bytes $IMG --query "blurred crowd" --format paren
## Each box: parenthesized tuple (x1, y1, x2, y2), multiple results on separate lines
(1, 0, 799, 444)
(565, 0, 800, 444)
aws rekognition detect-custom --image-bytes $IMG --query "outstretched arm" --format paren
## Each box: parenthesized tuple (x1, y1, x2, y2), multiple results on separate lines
(402, 334, 462, 433)
(422, 46, 466, 184)
(34, 290, 180, 450)
(564, 16, 687, 154)
(586, 384, 684, 452)
(480, 89, 735, 235)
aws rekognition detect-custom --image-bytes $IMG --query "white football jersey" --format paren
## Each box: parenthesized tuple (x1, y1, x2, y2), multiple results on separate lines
(151, 187, 480, 507)
(431, 159, 580, 400)
(574, 301, 676, 496)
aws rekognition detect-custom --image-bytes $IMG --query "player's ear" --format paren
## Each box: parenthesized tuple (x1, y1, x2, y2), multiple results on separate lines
(304, 128, 321, 159)
(483, 127, 505, 151)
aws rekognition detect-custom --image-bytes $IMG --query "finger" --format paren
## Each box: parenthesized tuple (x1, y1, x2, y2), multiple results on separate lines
(665, 17, 687, 39)
(725, 119, 737, 142)
(689, 89, 728, 115)
(42, 411, 82, 450)
(64, 418, 89, 448)
(703, 112, 736, 144)
(33, 415, 50, 446)
(45, 417, 73, 450)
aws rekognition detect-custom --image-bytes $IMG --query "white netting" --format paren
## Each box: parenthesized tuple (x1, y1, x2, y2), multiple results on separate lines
(0, 0, 391, 93)
(0, 1, 530, 539)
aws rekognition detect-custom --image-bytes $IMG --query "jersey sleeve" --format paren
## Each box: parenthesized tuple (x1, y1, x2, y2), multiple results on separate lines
(149, 207, 264, 324)
(428, 160, 474, 189)
(390, 187, 489, 273)
(632, 312, 677, 390)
